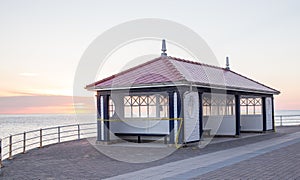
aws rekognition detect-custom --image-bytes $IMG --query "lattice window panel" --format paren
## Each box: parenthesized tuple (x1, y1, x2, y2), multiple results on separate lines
(123, 95, 168, 118)
(240, 97, 262, 115)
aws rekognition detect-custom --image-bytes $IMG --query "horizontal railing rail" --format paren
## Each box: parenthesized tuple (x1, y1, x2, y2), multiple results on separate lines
(275, 115, 300, 126)
(0, 122, 97, 168)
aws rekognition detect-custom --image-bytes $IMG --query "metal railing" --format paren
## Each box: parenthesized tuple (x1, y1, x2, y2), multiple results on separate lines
(275, 115, 300, 126)
(0, 123, 96, 167)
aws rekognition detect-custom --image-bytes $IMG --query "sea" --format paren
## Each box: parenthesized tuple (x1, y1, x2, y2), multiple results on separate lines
(0, 114, 96, 139)
(0, 110, 299, 139)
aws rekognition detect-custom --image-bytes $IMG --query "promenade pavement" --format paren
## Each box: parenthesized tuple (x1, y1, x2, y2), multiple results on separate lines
(0, 126, 299, 179)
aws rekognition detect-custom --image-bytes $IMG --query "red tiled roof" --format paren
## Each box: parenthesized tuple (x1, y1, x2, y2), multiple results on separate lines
(86, 56, 280, 94)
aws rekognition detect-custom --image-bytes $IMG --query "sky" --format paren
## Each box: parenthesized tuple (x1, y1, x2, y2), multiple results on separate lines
(0, 0, 300, 114)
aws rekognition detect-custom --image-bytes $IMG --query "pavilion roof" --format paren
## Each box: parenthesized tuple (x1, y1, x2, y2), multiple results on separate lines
(86, 56, 280, 95)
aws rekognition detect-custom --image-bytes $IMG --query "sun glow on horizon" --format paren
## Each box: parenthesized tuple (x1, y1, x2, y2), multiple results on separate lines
(0, 95, 96, 115)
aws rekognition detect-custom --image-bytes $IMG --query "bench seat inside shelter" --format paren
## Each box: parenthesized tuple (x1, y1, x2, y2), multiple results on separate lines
(115, 133, 168, 144)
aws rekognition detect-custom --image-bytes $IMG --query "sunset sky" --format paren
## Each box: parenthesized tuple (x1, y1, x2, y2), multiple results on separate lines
(0, 0, 300, 114)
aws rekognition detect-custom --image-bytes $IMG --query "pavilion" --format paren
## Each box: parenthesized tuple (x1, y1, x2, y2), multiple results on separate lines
(85, 40, 280, 145)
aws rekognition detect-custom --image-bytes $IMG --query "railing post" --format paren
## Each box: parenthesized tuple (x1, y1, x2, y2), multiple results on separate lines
(23, 132, 26, 153)
(77, 124, 80, 140)
(0, 138, 3, 168)
(280, 116, 283, 126)
(39, 129, 42, 148)
(58, 126, 60, 143)
(9, 135, 12, 159)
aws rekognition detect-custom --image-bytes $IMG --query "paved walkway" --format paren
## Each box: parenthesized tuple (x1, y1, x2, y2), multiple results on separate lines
(196, 142, 300, 180)
(106, 131, 300, 180)
(0, 126, 299, 179)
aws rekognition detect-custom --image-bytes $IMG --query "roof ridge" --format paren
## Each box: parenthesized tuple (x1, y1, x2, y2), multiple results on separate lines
(168, 56, 226, 71)
(86, 56, 164, 88)
(164, 58, 186, 81)
(168, 56, 279, 94)
(86, 55, 280, 95)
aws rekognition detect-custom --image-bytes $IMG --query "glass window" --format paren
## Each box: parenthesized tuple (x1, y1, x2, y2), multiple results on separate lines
(149, 106, 156, 117)
(211, 106, 219, 116)
(241, 106, 247, 115)
(123, 95, 168, 118)
(124, 106, 131, 118)
(140, 106, 148, 117)
(160, 105, 168, 118)
(248, 106, 254, 114)
(240, 97, 262, 115)
(132, 106, 139, 117)
(203, 94, 235, 116)
(159, 96, 168, 118)
(255, 105, 262, 114)
(203, 106, 210, 116)
(109, 98, 115, 117)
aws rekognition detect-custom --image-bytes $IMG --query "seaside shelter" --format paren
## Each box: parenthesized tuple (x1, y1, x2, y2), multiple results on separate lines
(85, 40, 280, 145)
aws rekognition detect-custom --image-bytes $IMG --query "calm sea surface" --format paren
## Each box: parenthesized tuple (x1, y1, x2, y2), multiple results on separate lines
(0, 111, 299, 139)
(0, 114, 96, 139)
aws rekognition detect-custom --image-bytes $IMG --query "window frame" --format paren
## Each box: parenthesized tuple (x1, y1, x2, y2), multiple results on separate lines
(123, 94, 169, 119)
(203, 94, 235, 116)
(240, 97, 262, 115)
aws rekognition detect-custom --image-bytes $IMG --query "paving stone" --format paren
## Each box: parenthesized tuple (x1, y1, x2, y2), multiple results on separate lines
(197, 141, 300, 179)
(0, 126, 299, 179)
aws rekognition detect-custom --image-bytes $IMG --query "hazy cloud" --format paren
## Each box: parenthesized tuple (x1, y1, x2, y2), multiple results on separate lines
(19, 73, 38, 77)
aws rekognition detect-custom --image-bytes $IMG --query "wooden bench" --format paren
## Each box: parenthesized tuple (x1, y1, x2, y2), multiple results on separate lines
(115, 133, 168, 144)
(203, 129, 212, 136)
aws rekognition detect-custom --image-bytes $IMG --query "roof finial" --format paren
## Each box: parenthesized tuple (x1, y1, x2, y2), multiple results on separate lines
(226, 56, 230, 70)
(161, 39, 167, 56)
